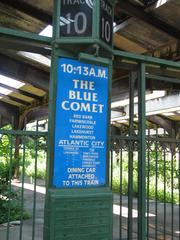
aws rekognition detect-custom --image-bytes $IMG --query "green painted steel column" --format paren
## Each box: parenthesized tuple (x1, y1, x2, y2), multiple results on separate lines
(128, 71, 136, 240)
(44, 1, 114, 239)
(137, 63, 146, 240)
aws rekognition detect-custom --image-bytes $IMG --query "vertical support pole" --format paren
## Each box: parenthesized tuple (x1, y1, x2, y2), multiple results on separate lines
(128, 71, 136, 240)
(147, 128, 150, 240)
(46, 0, 60, 189)
(178, 130, 180, 240)
(46, 48, 58, 189)
(163, 128, 167, 240)
(44, 1, 59, 239)
(32, 121, 39, 240)
(171, 150, 174, 239)
(53, 0, 60, 39)
(92, 0, 100, 40)
(119, 147, 123, 239)
(137, 63, 146, 240)
(155, 128, 158, 239)
(107, 60, 113, 186)
(44, 1, 113, 240)
(19, 132, 26, 240)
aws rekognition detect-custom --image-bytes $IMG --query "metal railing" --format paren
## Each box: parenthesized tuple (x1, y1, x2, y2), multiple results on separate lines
(111, 128, 180, 240)
(0, 121, 47, 240)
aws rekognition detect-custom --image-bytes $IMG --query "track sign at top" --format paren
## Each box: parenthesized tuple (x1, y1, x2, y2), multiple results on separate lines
(100, 0, 113, 46)
(60, 0, 93, 37)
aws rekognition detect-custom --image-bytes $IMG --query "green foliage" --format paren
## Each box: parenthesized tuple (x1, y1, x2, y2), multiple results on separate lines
(112, 147, 180, 204)
(0, 124, 46, 225)
(0, 181, 18, 224)
(21, 137, 46, 180)
(0, 165, 29, 224)
(0, 129, 47, 181)
(0, 145, 27, 224)
(0, 128, 30, 224)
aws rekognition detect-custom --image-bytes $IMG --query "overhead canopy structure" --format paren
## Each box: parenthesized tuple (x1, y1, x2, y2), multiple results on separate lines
(0, 0, 179, 132)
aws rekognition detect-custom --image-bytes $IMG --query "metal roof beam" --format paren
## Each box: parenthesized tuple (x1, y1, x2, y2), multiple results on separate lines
(146, 66, 180, 79)
(114, 49, 180, 68)
(0, 82, 43, 100)
(0, 93, 30, 106)
(130, 92, 180, 116)
(0, 26, 51, 54)
(26, 105, 48, 123)
(147, 115, 175, 136)
(0, 0, 52, 25)
(111, 92, 180, 120)
(116, 0, 180, 39)
(0, 54, 49, 92)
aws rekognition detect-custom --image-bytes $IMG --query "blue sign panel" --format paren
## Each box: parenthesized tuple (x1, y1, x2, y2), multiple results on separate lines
(53, 58, 109, 188)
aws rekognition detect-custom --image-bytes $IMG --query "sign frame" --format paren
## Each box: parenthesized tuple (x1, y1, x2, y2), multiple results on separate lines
(53, 57, 111, 188)
(56, 0, 114, 52)
(60, 0, 93, 38)
(46, 50, 112, 189)
(99, 0, 113, 46)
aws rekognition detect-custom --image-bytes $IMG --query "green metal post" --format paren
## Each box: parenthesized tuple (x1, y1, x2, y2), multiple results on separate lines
(44, 0, 114, 239)
(128, 71, 136, 240)
(43, 0, 60, 238)
(155, 129, 158, 239)
(19, 135, 26, 240)
(137, 63, 146, 240)
(6, 134, 13, 240)
(107, 60, 113, 187)
(92, 0, 100, 40)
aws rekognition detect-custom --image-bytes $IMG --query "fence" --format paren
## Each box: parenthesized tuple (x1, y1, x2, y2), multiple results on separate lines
(111, 127, 180, 239)
(0, 121, 47, 240)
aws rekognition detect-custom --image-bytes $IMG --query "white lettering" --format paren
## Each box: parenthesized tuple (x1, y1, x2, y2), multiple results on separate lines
(61, 101, 104, 113)
(72, 80, 95, 90)
(61, 101, 70, 110)
(91, 141, 104, 147)
(68, 91, 98, 102)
